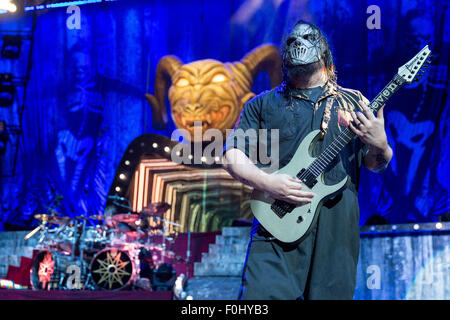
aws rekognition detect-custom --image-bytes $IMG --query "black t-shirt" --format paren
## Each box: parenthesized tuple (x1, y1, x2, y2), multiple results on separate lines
(224, 81, 370, 221)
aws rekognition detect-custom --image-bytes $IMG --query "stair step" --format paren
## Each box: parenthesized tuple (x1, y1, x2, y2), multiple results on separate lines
(215, 235, 249, 246)
(194, 262, 245, 277)
(0, 246, 36, 258)
(221, 227, 251, 237)
(0, 255, 22, 267)
(208, 243, 248, 255)
(201, 252, 246, 264)
(185, 276, 241, 300)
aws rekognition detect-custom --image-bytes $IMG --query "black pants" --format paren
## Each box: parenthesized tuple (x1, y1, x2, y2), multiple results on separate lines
(238, 190, 360, 300)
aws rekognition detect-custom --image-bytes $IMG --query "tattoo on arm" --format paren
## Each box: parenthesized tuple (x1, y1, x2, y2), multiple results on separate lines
(373, 153, 388, 173)
(364, 145, 390, 173)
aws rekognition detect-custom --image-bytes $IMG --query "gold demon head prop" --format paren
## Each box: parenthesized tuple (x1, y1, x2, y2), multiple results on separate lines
(146, 44, 282, 141)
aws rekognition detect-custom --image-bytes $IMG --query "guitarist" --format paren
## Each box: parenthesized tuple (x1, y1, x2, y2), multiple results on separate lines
(223, 20, 393, 300)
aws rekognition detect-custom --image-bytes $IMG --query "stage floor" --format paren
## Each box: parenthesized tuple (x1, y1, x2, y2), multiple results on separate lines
(0, 289, 173, 300)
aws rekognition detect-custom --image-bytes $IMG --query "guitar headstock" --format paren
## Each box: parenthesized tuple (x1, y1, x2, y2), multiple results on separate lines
(397, 45, 432, 84)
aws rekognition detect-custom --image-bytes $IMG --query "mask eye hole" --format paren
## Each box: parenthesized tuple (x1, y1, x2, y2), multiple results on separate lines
(212, 73, 227, 83)
(175, 78, 189, 87)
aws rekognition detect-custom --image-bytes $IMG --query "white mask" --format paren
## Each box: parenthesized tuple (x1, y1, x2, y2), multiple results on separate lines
(284, 23, 325, 66)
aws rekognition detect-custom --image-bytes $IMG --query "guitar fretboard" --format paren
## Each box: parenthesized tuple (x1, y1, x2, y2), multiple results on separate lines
(301, 74, 406, 180)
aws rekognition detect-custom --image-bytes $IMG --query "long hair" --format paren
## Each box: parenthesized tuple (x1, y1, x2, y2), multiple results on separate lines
(280, 20, 336, 92)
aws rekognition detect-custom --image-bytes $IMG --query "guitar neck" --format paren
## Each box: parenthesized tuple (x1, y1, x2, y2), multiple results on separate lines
(303, 74, 406, 179)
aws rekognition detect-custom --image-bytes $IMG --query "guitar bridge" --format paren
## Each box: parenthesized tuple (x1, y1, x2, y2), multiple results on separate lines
(271, 199, 295, 218)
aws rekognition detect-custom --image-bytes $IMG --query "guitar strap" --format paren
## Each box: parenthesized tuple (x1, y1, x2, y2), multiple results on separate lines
(316, 96, 335, 139)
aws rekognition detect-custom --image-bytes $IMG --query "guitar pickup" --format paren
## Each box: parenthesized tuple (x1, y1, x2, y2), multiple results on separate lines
(296, 168, 317, 189)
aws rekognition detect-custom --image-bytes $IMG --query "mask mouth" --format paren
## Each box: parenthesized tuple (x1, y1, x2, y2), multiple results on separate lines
(289, 46, 309, 64)
(286, 45, 319, 66)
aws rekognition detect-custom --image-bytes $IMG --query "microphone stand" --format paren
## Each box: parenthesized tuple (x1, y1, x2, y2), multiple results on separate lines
(186, 227, 191, 279)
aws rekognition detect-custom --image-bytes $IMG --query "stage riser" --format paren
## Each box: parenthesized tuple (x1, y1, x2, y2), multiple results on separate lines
(1, 228, 448, 300)
(0, 231, 38, 279)
(356, 233, 450, 300)
(189, 226, 450, 300)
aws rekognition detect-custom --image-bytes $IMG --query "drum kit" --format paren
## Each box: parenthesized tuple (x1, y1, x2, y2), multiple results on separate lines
(25, 197, 182, 291)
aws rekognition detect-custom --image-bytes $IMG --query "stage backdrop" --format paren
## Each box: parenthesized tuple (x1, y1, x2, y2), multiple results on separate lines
(0, 0, 448, 230)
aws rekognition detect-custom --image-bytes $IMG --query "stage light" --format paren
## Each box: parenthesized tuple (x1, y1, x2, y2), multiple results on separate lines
(436, 222, 442, 230)
(392, 225, 397, 231)
(413, 224, 420, 230)
(164, 146, 170, 153)
(115, 186, 121, 192)
(152, 142, 158, 148)
(200, 156, 206, 162)
(152, 263, 176, 291)
(1, 35, 22, 59)
(0, 0, 16, 13)
(188, 154, 193, 160)
(124, 160, 130, 165)
(214, 156, 220, 162)
(119, 173, 127, 180)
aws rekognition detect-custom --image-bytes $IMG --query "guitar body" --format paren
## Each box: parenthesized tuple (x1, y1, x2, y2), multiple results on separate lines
(250, 130, 350, 243)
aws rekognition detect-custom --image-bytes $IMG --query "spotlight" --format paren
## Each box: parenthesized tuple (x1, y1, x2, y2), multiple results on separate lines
(1, 35, 22, 59)
(152, 143, 158, 148)
(164, 146, 170, 153)
(115, 186, 121, 192)
(152, 263, 176, 291)
(119, 173, 127, 180)
(0, 0, 17, 13)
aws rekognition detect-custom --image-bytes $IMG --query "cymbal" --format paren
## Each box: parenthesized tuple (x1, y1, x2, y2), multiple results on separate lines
(111, 213, 140, 224)
(34, 214, 71, 225)
(141, 202, 171, 216)
(76, 215, 105, 220)
(108, 195, 128, 201)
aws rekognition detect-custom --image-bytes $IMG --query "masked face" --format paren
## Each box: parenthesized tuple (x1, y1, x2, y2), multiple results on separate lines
(284, 24, 325, 66)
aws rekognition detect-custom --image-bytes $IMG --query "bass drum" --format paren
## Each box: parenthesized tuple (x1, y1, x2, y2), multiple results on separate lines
(30, 250, 85, 290)
(89, 248, 134, 290)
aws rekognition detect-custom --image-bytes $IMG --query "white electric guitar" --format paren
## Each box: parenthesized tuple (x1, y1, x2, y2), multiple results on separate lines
(250, 45, 432, 243)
